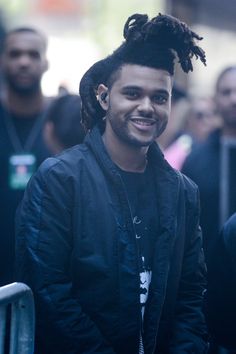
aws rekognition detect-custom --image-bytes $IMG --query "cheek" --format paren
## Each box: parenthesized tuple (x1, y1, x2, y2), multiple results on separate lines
(110, 96, 136, 112)
(158, 107, 170, 121)
(218, 98, 229, 109)
(4, 62, 14, 70)
(108, 101, 128, 118)
(156, 108, 169, 133)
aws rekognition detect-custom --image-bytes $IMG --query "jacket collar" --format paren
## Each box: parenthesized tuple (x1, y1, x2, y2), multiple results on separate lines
(148, 143, 180, 235)
(85, 125, 180, 235)
(85, 125, 118, 177)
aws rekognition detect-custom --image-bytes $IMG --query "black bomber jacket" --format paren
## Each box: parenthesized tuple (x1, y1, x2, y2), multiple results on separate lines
(16, 125, 207, 354)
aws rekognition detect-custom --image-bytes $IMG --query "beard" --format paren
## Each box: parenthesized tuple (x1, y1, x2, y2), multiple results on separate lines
(106, 106, 168, 148)
(4, 73, 41, 96)
(107, 111, 156, 148)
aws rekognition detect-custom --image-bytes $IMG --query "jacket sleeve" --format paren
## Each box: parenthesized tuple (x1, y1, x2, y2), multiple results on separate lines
(169, 178, 208, 354)
(15, 157, 115, 354)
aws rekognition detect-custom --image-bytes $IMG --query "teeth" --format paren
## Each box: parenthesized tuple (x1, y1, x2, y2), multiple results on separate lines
(133, 119, 154, 126)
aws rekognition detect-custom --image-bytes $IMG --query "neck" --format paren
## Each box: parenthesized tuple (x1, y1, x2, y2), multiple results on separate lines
(102, 129, 148, 173)
(2, 87, 45, 116)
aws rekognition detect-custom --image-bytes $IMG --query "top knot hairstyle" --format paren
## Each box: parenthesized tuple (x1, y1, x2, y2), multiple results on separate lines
(79, 13, 206, 130)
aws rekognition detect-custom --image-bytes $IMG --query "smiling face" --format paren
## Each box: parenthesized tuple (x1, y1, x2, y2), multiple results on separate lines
(1, 31, 48, 95)
(99, 64, 172, 151)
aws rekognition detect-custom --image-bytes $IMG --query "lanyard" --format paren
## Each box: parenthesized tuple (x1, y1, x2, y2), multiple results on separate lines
(3, 108, 46, 153)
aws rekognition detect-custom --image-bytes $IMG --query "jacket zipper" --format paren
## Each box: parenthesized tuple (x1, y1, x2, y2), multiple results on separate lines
(117, 174, 143, 348)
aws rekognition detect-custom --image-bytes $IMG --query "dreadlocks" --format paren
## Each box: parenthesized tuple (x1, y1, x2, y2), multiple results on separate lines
(79, 13, 206, 130)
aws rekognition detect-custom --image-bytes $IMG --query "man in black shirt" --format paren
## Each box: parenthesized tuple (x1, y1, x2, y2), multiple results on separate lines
(0, 27, 51, 286)
(182, 66, 236, 266)
(16, 14, 207, 353)
(207, 213, 236, 352)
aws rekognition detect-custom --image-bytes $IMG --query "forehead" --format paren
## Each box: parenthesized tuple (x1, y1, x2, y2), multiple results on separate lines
(114, 64, 172, 91)
(217, 70, 236, 91)
(5, 32, 45, 53)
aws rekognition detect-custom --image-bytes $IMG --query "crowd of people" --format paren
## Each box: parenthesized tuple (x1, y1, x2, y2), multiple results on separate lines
(0, 11, 236, 354)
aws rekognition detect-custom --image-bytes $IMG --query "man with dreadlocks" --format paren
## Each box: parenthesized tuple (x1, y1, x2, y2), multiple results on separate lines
(16, 13, 207, 354)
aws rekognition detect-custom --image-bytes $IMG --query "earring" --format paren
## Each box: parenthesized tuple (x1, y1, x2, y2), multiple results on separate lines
(101, 92, 107, 102)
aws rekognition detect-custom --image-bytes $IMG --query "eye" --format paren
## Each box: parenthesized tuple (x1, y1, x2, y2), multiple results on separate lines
(221, 89, 231, 97)
(123, 89, 140, 100)
(152, 94, 168, 104)
(29, 51, 40, 59)
(9, 50, 21, 59)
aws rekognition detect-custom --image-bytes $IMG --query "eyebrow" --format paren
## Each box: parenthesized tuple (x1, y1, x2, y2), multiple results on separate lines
(121, 85, 170, 95)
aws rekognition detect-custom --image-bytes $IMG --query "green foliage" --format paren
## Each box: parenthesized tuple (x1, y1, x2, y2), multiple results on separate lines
(0, 0, 27, 15)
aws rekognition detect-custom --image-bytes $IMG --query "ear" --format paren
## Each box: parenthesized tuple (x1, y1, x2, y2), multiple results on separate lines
(97, 84, 109, 111)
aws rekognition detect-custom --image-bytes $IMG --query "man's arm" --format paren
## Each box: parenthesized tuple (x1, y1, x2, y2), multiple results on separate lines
(15, 157, 115, 354)
(169, 182, 208, 354)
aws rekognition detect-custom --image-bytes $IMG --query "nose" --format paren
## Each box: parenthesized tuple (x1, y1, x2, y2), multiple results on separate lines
(137, 97, 154, 116)
(18, 54, 31, 68)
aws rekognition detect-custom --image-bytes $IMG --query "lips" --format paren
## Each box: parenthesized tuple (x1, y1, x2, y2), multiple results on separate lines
(129, 117, 157, 133)
(17, 73, 31, 79)
(130, 117, 156, 126)
(15, 74, 33, 86)
(132, 120, 155, 126)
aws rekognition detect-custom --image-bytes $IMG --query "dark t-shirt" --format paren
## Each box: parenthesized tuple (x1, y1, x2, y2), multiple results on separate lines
(119, 163, 158, 319)
(0, 103, 50, 286)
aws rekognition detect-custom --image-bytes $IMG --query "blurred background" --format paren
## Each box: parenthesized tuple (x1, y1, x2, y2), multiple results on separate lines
(1, 0, 236, 96)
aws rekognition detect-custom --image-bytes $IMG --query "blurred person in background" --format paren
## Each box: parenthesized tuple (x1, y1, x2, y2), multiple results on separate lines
(0, 12, 6, 93)
(165, 96, 221, 170)
(183, 96, 221, 142)
(0, 27, 52, 286)
(57, 81, 70, 97)
(43, 94, 86, 154)
(157, 84, 188, 150)
(182, 66, 236, 265)
(182, 66, 236, 353)
(207, 212, 236, 354)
